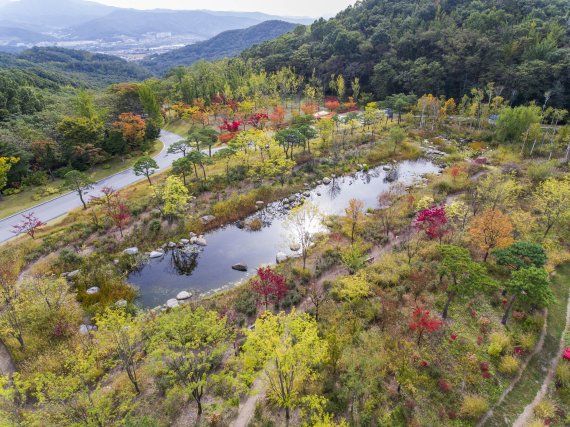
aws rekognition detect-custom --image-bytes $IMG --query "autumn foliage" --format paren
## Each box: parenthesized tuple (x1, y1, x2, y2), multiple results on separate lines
(219, 120, 242, 133)
(414, 205, 449, 240)
(113, 113, 146, 149)
(409, 306, 443, 344)
(251, 266, 288, 311)
(301, 102, 319, 116)
(11, 212, 45, 239)
(469, 209, 514, 261)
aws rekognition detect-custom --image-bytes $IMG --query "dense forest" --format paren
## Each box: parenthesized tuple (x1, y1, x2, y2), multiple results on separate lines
(243, 0, 570, 107)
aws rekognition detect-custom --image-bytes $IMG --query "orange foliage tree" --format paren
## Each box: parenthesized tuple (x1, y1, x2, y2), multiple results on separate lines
(269, 105, 286, 128)
(301, 102, 319, 116)
(114, 113, 146, 149)
(469, 209, 514, 261)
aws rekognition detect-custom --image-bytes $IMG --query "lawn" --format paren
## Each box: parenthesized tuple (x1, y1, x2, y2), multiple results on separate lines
(0, 139, 163, 220)
(484, 264, 570, 426)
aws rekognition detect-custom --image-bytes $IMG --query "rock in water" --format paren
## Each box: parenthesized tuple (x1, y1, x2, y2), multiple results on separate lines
(232, 263, 248, 272)
(195, 237, 207, 246)
(290, 243, 301, 252)
(200, 215, 216, 225)
(149, 251, 164, 259)
(322, 177, 331, 185)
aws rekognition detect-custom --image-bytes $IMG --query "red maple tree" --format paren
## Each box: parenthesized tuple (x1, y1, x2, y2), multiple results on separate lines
(251, 266, 288, 312)
(414, 205, 449, 241)
(409, 306, 443, 344)
(11, 212, 45, 239)
(247, 113, 269, 129)
(219, 120, 242, 133)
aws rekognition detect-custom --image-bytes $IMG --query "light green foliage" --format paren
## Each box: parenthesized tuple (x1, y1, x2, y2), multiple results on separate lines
(160, 176, 190, 217)
(534, 399, 557, 419)
(149, 306, 233, 415)
(498, 355, 520, 375)
(242, 311, 328, 420)
(0, 156, 19, 193)
(488, 332, 511, 358)
(496, 105, 541, 143)
(460, 395, 489, 419)
(95, 308, 143, 394)
(534, 174, 570, 237)
(556, 362, 570, 388)
(333, 273, 371, 301)
(63, 170, 94, 209)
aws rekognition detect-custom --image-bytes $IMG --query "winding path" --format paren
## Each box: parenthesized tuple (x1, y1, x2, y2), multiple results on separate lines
(0, 130, 185, 244)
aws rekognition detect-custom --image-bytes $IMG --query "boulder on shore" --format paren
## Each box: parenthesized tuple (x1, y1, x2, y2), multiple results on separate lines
(200, 215, 216, 225)
(123, 247, 139, 255)
(322, 177, 331, 185)
(232, 263, 248, 272)
(166, 298, 179, 309)
(149, 251, 164, 259)
(176, 291, 192, 300)
(290, 243, 301, 252)
(276, 252, 288, 264)
(67, 269, 80, 279)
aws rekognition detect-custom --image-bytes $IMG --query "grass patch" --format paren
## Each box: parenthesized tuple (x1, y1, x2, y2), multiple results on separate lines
(164, 119, 193, 137)
(484, 264, 570, 426)
(0, 140, 163, 220)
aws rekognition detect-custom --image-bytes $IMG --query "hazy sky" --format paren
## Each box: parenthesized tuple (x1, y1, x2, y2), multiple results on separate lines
(93, 0, 357, 18)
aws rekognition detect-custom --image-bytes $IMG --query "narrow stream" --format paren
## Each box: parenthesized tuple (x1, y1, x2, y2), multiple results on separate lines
(128, 160, 441, 307)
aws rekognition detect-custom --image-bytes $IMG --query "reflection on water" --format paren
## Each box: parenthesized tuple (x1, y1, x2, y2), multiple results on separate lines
(129, 160, 441, 307)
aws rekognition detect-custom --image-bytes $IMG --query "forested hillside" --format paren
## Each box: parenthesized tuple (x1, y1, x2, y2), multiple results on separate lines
(0, 47, 152, 88)
(243, 0, 570, 107)
(142, 20, 298, 75)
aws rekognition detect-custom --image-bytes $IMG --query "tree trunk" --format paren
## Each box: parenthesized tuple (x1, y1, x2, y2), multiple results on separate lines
(442, 292, 454, 319)
(502, 294, 517, 325)
(146, 175, 152, 186)
(78, 190, 87, 209)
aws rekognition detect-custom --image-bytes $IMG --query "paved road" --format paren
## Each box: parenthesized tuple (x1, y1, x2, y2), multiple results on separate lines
(0, 130, 186, 244)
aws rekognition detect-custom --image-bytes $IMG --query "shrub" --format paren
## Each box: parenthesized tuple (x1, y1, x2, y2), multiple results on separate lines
(518, 333, 536, 352)
(488, 332, 511, 357)
(499, 355, 520, 375)
(556, 363, 570, 388)
(527, 161, 557, 184)
(460, 395, 489, 419)
(245, 218, 263, 231)
(533, 400, 556, 419)
(23, 170, 49, 186)
(524, 313, 545, 333)
(234, 288, 258, 317)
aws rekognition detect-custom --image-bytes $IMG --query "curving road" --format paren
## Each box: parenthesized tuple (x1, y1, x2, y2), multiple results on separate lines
(0, 130, 186, 244)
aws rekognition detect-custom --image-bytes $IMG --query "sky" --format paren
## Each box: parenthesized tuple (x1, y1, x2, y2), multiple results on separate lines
(91, 0, 357, 18)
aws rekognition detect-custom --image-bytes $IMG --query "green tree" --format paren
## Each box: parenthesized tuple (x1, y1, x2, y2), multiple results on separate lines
(167, 140, 191, 157)
(492, 242, 547, 271)
(438, 245, 489, 319)
(502, 267, 554, 325)
(57, 116, 104, 165)
(242, 311, 328, 424)
(388, 126, 406, 154)
(214, 147, 236, 182)
(496, 105, 541, 146)
(133, 156, 158, 185)
(149, 307, 232, 416)
(187, 151, 212, 181)
(171, 156, 193, 185)
(64, 170, 94, 209)
(0, 157, 19, 195)
(275, 128, 305, 160)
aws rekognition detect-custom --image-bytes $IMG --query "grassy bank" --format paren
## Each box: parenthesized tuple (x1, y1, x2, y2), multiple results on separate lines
(484, 264, 570, 426)
(0, 140, 163, 220)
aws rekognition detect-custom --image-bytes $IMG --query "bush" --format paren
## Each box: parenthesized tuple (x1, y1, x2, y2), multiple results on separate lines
(488, 332, 511, 357)
(518, 333, 536, 352)
(524, 313, 545, 333)
(556, 363, 570, 388)
(527, 161, 557, 184)
(23, 170, 49, 186)
(499, 355, 520, 375)
(533, 400, 556, 419)
(460, 395, 489, 419)
(234, 288, 258, 317)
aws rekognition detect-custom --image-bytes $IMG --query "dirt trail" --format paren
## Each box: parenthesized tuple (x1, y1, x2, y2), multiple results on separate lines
(511, 291, 570, 427)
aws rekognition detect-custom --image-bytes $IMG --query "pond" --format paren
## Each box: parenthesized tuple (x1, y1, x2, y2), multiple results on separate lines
(128, 160, 441, 307)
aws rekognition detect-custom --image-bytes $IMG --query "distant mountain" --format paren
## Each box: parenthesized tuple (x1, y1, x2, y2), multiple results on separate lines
(0, 0, 116, 31)
(141, 20, 298, 75)
(0, 26, 55, 43)
(66, 9, 291, 40)
(0, 46, 152, 88)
